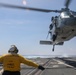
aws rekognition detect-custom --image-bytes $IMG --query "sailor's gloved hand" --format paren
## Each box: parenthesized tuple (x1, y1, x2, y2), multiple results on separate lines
(38, 65, 45, 70)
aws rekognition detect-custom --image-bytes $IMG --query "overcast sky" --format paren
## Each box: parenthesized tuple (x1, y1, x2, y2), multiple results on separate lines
(0, 0, 76, 56)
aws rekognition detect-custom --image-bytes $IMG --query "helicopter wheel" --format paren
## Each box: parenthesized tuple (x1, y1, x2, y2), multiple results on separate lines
(52, 48, 54, 52)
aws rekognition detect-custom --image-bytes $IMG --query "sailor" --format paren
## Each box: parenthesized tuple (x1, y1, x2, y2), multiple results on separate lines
(0, 45, 45, 75)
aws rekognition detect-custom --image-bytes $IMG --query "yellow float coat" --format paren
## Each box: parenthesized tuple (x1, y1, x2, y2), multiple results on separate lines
(0, 54, 39, 71)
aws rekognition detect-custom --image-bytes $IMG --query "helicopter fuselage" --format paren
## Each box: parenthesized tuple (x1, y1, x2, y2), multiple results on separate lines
(50, 11, 76, 43)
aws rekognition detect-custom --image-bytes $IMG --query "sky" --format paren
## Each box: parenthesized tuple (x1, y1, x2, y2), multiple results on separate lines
(0, 0, 76, 56)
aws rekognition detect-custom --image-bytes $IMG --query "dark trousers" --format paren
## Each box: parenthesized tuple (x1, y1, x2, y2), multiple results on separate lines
(2, 71, 20, 75)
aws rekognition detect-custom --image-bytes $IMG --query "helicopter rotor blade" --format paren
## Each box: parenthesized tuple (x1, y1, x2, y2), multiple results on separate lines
(65, 0, 72, 8)
(0, 3, 61, 13)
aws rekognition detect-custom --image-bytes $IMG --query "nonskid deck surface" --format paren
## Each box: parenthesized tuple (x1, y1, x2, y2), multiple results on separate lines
(0, 57, 76, 75)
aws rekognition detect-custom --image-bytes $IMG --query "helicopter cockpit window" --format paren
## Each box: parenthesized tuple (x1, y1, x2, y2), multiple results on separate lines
(60, 12, 71, 18)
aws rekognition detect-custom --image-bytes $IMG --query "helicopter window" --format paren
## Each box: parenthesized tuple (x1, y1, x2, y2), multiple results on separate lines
(49, 24, 53, 30)
(60, 12, 70, 18)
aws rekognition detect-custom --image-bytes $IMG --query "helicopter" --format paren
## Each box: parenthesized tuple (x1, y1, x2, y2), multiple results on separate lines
(0, 0, 76, 51)
(40, 0, 76, 51)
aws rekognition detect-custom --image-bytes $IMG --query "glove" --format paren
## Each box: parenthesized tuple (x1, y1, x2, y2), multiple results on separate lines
(38, 65, 45, 70)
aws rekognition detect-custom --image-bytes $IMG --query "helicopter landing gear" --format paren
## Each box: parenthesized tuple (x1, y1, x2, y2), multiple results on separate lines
(52, 45, 55, 52)
(52, 34, 57, 41)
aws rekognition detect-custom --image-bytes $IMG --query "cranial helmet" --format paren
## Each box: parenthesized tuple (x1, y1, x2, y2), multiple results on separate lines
(8, 45, 18, 54)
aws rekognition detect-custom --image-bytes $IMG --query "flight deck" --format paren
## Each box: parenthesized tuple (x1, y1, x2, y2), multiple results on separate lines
(0, 57, 76, 75)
